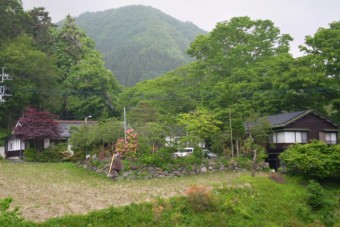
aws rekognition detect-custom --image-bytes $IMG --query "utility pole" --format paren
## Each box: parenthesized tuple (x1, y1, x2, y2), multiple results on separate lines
(229, 107, 234, 158)
(0, 67, 12, 103)
(124, 107, 127, 144)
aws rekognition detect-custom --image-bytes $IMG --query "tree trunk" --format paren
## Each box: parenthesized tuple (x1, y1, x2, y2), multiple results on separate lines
(252, 149, 257, 177)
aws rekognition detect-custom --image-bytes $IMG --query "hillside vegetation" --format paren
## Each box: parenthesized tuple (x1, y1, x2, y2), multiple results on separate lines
(74, 5, 206, 86)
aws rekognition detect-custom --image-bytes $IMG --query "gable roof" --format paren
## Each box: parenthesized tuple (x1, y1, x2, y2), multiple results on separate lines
(266, 110, 338, 128)
(245, 110, 339, 131)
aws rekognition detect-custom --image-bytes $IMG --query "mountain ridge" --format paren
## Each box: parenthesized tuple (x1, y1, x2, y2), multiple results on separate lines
(72, 5, 207, 86)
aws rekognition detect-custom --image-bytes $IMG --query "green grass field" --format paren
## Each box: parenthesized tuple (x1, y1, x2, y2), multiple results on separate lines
(0, 160, 339, 226)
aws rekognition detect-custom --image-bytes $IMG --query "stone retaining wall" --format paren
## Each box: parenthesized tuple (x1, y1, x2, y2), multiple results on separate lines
(83, 158, 269, 180)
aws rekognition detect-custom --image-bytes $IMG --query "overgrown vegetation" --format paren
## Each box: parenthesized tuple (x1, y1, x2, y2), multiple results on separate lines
(4, 174, 338, 226)
(0, 198, 25, 226)
(23, 143, 68, 162)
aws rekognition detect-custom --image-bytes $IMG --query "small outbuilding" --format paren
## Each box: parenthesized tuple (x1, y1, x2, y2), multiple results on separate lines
(4, 120, 95, 159)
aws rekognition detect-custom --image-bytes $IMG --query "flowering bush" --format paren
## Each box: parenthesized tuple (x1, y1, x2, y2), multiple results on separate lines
(115, 129, 138, 156)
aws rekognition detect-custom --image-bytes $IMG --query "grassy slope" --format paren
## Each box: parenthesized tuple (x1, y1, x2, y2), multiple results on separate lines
(0, 161, 239, 221)
(0, 161, 339, 226)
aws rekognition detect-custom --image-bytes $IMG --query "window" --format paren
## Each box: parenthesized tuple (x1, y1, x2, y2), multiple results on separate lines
(272, 131, 308, 144)
(325, 132, 337, 144)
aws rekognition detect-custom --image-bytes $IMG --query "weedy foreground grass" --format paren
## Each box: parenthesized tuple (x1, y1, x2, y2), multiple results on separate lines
(0, 160, 240, 222)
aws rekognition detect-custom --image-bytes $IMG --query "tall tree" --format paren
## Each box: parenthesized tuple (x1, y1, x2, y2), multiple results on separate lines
(187, 16, 292, 79)
(300, 21, 340, 121)
(178, 108, 222, 146)
(26, 7, 56, 51)
(64, 46, 121, 119)
(0, 35, 61, 128)
(53, 15, 121, 119)
(0, 0, 28, 43)
(53, 15, 89, 79)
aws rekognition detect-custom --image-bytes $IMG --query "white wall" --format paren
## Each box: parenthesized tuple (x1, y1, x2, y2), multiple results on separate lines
(0, 146, 4, 158)
(7, 138, 25, 151)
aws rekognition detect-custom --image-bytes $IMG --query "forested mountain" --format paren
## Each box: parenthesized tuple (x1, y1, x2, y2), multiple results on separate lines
(73, 5, 206, 86)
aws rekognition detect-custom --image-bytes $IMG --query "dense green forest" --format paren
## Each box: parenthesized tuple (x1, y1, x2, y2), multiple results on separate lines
(73, 5, 206, 86)
(118, 17, 340, 152)
(0, 0, 121, 130)
(0, 0, 339, 150)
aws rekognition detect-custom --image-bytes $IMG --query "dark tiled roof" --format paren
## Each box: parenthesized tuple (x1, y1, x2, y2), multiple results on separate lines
(266, 110, 309, 127)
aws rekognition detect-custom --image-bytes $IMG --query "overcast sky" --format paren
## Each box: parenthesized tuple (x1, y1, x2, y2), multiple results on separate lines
(22, 0, 339, 57)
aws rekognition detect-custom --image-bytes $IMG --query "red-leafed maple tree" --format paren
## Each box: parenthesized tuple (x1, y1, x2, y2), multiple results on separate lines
(13, 107, 61, 152)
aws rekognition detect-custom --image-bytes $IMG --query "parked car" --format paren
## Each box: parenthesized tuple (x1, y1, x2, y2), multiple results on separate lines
(173, 147, 194, 158)
(202, 149, 217, 159)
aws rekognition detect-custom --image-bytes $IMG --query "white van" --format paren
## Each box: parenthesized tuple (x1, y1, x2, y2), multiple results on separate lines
(173, 147, 194, 158)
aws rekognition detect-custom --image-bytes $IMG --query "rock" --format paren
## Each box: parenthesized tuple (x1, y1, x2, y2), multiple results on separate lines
(200, 167, 207, 173)
(208, 160, 216, 166)
(103, 164, 110, 170)
(208, 166, 214, 171)
(130, 165, 138, 170)
(123, 171, 132, 178)
(96, 169, 103, 173)
(155, 167, 163, 171)
(111, 157, 123, 172)
(128, 175, 136, 180)
(107, 171, 118, 178)
(173, 171, 182, 177)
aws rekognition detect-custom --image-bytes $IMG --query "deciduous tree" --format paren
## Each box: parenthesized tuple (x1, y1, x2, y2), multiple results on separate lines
(13, 107, 61, 152)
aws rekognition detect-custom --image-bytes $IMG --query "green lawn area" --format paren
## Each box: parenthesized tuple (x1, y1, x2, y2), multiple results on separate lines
(0, 160, 339, 226)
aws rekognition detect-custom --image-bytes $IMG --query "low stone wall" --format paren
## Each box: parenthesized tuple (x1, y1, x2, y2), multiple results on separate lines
(83, 158, 269, 180)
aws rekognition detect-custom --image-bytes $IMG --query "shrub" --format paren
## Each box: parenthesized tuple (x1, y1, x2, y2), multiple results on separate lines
(23, 147, 37, 162)
(140, 154, 162, 166)
(23, 143, 66, 162)
(306, 180, 326, 210)
(233, 156, 252, 169)
(0, 198, 23, 226)
(280, 141, 340, 179)
(184, 185, 220, 212)
(192, 147, 204, 159)
(157, 147, 176, 162)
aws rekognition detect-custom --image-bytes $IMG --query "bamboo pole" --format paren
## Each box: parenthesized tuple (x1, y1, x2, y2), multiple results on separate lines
(108, 153, 115, 174)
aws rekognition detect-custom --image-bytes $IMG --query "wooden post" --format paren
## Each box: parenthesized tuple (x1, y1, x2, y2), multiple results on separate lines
(108, 153, 115, 174)
(236, 140, 239, 158)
